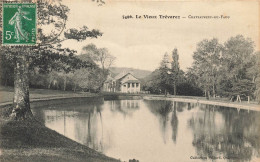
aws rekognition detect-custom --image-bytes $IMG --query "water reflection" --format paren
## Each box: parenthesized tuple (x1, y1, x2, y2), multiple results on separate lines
(109, 100, 140, 117)
(189, 105, 260, 161)
(171, 102, 178, 143)
(144, 100, 174, 144)
(32, 99, 260, 162)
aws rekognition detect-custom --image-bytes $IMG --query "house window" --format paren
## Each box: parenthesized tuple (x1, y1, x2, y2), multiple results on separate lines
(132, 83, 135, 87)
(136, 83, 139, 87)
(128, 83, 130, 88)
(124, 84, 126, 87)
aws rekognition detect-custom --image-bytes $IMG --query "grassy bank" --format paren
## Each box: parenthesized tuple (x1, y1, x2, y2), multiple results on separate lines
(0, 87, 119, 162)
(0, 106, 119, 162)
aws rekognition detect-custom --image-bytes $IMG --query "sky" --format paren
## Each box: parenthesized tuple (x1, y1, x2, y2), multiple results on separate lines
(61, 0, 259, 71)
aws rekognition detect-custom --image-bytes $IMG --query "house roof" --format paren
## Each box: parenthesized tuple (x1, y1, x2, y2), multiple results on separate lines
(105, 72, 140, 83)
(114, 72, 136, 80)
(122, 80, 141, 83)
(114, 72, 129, 80)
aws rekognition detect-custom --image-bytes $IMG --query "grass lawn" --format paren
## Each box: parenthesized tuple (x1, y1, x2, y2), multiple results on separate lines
(0, 86, 97, 104)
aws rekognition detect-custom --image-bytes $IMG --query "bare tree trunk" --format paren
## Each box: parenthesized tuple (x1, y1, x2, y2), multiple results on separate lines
(236, 95, 241, 102)
(11, 53, 33, 120)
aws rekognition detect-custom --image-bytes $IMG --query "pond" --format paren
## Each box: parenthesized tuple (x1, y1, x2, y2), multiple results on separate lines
(32, 99, 260, 162)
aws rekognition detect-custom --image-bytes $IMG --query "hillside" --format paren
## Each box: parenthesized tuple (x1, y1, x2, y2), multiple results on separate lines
(109, 67, 152, 79)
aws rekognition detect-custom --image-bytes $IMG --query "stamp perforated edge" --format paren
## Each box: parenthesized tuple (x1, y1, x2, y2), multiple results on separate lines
(1, 0, 38, 46)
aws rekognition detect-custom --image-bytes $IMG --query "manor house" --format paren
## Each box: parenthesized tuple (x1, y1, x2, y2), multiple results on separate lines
(103, 72, 141, 93)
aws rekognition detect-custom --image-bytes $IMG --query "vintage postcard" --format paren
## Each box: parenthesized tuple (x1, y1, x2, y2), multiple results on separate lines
(0, 0, 259, 162)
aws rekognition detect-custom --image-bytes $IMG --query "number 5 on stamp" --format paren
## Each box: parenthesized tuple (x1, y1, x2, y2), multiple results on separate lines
(2, 3, 37, 45)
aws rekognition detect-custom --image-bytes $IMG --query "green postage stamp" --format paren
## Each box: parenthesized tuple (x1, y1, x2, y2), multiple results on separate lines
(2, 3, 37, 45)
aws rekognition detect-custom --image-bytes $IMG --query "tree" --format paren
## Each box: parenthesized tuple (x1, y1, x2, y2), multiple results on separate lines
(247, 51, 260, 102)
(220, 35, 255, 100)
(81, 44, 115, 71)
(191, 38, 222, 99)
(171, 48, 180, 95)
(1, 0, 102, 120)
(255, 73, 260, 103)
(143, 51, 190, 95)
(158, 53, 172, 95)
(25, 47, 94, 90)
(73, 67, 104, 92)
(141, 69, 162, 94)
(187, 35, 257, 101)
(81, 44, 115, 90)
